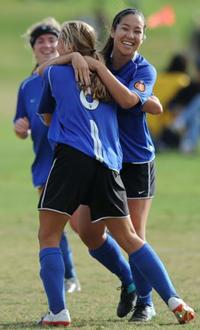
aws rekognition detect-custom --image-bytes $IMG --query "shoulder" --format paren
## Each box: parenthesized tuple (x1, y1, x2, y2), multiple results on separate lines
(20, 73, 40, 91)
(132, 54, 157, 83)
(45, 64, 73, 75)
(44, 64, 74, 83)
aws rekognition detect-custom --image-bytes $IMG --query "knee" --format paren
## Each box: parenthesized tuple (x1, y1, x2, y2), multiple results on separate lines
(79, 230, 106, 250)
(38, 227, 60, 248)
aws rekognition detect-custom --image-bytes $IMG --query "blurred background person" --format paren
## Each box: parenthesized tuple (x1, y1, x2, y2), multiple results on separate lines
(13, 17, 81, 293)
(158, 56, 200, 152)
(147, 53, 190, 150)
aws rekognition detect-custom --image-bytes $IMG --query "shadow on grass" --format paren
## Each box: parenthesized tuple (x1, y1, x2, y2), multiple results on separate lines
(0, 320, 187, 329)
(0, 322, 40, 329)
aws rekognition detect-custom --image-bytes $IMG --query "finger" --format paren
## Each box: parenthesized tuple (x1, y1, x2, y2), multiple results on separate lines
(74, 68, 79, 82)
(79, 71, 84, 86)
(83, 68, 91, 86)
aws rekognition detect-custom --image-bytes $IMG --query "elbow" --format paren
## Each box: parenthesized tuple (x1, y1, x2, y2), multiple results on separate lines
(119, 96, 137, 109)
(155, 107, 163, 115)
(153, 102, 163, 114)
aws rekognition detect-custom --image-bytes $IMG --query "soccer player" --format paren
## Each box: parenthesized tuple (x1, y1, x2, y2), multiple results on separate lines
(13, 17, 81, 294)
(37, 20, 194, 327)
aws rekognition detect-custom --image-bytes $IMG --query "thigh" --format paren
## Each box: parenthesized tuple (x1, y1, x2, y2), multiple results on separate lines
(38, 144, 96, 216)
(77, 205, 106, 249)
(128, 198, 152, 240)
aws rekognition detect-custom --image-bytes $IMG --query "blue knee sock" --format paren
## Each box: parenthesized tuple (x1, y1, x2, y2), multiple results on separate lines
(60, 233, 76, 279)
(40, 247, 66, 314)
(89, 235, 135, 288)
(133, 267, 153, 306)
(129, 243, 177, 304)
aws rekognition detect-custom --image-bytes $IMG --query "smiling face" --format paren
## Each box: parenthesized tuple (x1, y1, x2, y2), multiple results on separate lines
(111, 14, 145, 61)
(33, 33, 58, 65)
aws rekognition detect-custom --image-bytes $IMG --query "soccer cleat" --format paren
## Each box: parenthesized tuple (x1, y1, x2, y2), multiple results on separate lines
(117, 285, 137, 318)
(168, 297, 195, 324)
(39, 309, 71, 327)
(129, 304, 156, 322)
(65, 277, 81, 293)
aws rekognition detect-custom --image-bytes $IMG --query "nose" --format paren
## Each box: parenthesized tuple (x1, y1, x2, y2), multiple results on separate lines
(126, 30, 135, 39)
(43, 40, 52, 48)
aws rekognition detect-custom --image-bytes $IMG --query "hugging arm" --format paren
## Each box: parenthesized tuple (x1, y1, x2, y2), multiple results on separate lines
(37, 53, 91, 87)
(84, 57, 140, 109)
(142, 95, 163, 115)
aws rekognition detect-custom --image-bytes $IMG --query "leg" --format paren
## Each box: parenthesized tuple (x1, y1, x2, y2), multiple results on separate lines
(60, 232, 81, 293)
(78, 205, 137, 317)
(78, 206, 134, 284)
(38, 210, 71, 326)
(104, 216, 194, 324)
(128, 198, 152, 240)
(128, 199, 155, 321)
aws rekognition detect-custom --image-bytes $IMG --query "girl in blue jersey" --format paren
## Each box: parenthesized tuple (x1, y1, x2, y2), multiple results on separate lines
(13, 17, 81, 295)
(76, 9, 194, 323)
(37, 20, 194, 327)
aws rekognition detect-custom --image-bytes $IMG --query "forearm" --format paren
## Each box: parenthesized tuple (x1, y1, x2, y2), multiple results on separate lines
(43, 113, 52, 126)
(96, 63, 139, 108)
(142, 96, 163, 115)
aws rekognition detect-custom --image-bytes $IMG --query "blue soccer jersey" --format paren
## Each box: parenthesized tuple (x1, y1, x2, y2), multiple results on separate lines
(111, 53, 156, 163)
(38, 65, 122, 172)
(14, 73, 53, 187)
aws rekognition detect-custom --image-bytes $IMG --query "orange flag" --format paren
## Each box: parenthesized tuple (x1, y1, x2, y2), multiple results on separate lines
(147, 5, 176, 29)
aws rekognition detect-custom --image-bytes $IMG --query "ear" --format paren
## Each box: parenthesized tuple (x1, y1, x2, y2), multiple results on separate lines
(110, 28, 115, 39)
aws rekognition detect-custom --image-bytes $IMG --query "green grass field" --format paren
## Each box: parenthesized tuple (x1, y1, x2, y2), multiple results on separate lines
(1, 0, 200, 329)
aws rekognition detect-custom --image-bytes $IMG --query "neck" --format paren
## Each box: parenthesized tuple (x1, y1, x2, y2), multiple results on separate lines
(112, 51, 136, 70)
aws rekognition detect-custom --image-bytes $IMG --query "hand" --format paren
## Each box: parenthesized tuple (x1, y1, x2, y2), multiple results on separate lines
(14, 117, 30, 139)
(35, 58, 57, 76)
(84, 56, 99, 72)
(71, 53, 91, 87)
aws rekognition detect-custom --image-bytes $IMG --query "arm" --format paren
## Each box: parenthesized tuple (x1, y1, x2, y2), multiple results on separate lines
(14, 83, 30, 138)
(37, 53, 91, 87)
(14, 117, 30, 139)
(84, 57, 139, 109)
(142, 95, 163, 115)
(43, 114, 52, 126)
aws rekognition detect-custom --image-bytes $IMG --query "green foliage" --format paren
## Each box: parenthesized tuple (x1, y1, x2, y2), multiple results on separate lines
(1, 0, 200, 84)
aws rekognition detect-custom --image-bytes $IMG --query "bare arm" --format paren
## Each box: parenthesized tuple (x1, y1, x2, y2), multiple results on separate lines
(142, 95, 163, 114)
(36, 53, 91, 86)
(43, 114, 52, 126)
(14, 117, 30, 139)
(84, 56, 140, 109)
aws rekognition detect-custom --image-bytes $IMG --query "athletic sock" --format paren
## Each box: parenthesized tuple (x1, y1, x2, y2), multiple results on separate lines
(133, 266, 153, 306)
(129, 243, 177, 304)
(60, 232, 76, 279)
(39, 247, 66, 314)
(89, 234, 135, 289)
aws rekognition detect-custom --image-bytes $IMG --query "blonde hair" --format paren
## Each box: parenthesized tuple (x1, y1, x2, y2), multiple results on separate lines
(24, 17, 60, 47)
(60, 20, 110, 101)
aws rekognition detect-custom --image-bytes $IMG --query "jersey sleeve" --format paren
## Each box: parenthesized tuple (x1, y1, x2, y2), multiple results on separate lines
(128, 64, 157, 105)
(37, 66, 56, 121)
(13, 83, 27, 122)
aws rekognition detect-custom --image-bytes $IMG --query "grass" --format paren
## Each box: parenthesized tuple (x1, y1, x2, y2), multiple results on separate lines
(1, 91, 200, 328)
(1, 1, 200, 328)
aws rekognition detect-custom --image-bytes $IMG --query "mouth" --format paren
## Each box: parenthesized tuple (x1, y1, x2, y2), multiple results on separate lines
(122, 41, 135, 48)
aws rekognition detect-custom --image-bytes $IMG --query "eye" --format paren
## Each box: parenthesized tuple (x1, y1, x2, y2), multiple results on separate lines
(134, 30, 143, 35)
(121, 26, 129, 32)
